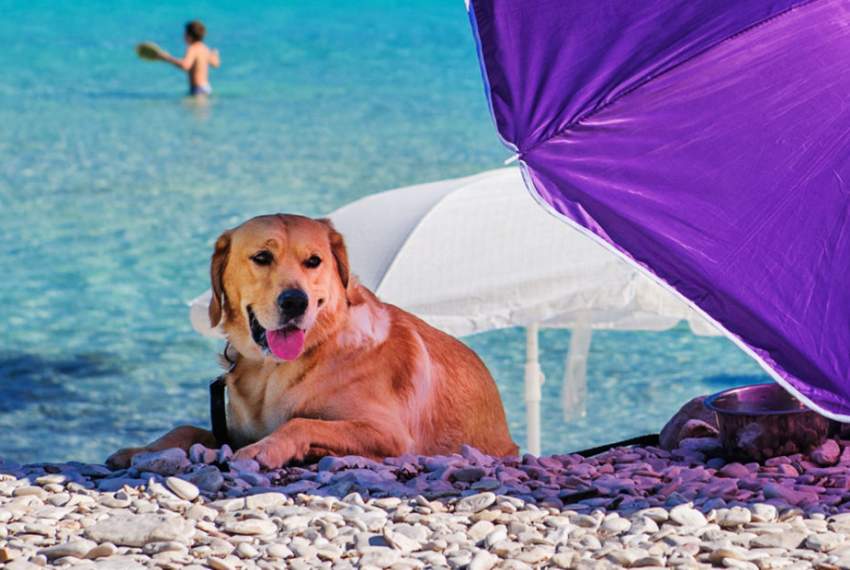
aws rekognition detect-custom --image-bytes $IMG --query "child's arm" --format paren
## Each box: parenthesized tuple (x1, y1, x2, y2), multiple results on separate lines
(210, 48, 221, 68)
(158, 46, 197, 71)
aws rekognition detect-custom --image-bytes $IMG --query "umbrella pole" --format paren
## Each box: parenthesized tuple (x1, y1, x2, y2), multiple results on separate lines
(563, 325, 592, 421)
(524, 323, 544, 455)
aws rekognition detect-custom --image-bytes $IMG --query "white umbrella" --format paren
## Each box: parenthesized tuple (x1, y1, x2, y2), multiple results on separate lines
(189, 168, 718, 454)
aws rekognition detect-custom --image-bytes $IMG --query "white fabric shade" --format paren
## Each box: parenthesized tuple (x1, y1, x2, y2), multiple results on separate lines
(329, 168, 717, 337)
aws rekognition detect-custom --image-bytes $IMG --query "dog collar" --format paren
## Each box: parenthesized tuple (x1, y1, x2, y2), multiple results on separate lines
(209, 342, 237, 447)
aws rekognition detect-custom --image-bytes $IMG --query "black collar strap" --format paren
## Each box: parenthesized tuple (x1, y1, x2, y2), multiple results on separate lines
(210, 342, 236, 447)
(210, 375, 229, 447)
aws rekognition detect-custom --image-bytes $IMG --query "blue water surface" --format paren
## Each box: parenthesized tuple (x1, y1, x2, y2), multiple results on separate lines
(0, 0, 767, 464)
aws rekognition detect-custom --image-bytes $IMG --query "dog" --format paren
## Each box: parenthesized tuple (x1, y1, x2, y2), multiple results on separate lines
(107, 214, 518, 469)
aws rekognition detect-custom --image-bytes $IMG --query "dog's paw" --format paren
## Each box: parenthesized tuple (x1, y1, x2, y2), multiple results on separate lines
(234, 436, 306, 469)
(105, 447, 144, 470)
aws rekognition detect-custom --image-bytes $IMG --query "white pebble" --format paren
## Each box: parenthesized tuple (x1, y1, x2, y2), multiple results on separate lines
(165, 477, 199, 501)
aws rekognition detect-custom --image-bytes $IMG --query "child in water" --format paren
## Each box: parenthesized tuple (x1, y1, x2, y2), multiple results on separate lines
(157, 21, 220, 96)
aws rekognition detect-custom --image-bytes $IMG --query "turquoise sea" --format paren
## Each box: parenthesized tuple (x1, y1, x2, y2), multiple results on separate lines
(0, 0, 766, 464)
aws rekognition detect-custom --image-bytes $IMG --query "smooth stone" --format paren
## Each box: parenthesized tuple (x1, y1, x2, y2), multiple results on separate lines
(484, 526, 508, 548)
(217, 445, 234, 463)
(37, 540, 96, 560)
(606, 548, 647, 566)
(750, 504, 778, 523)
(96, 477, 146, 492)
(468, 520, 495, 542)
(750, 531, 807, 549)
(461, 445, 495, 466)
(188, 443, 210, 464)
(516, 546, 552, 564)
(451, 467, 486, 482)
(633, 554, 665, 567)
(763, 483, 817, 506)
(206, 555, 239, 570)
(267, 543, 294, 559)
(12, 486, 46, 498)
(229, 458, 260, 473)
(142, 541, 187, 555)
(223, 519, 277, 535)
(551, 552, 577, 569)
(35, 474, 66, 486)
(359, 549, 400, 567)
(85, 543, 117, 559)
(165, 477, 199, 501)
(185, 504, 218, 521)
(468, 550, 497, 570)
(317, 456, 349, 472)
(236, 542, 259, 559)
(130, 448, 189, 476)
(455, 492, 496, 513)
(84, 513, 195, 546)
(244, 492, 286, 510)
(718, 463, 750, 479)
(383, 528, 421, 553)
(708, 545, 750, 563)
(279, 480, 320, 494)
(601, 515, 631, 535)
(77, 556, 146, 570)
(805, 532, 844, 552)
(99, 492, 131, 508)
(23, 522, 55, 536)
(718, 507, 752, 528)
(637, 507, 669, 523)
(185, 465, 224, 493)
(46, 492, 71, 507)
(669, 504, 708, 527)
(723, 559, 759, 570)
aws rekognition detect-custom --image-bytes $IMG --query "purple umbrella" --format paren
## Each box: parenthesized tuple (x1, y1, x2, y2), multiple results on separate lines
(468, 0, 850, 419)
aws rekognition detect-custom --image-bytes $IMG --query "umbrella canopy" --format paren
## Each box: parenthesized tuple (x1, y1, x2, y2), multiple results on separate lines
(328, 168, 715, 337)
(468, 0, 850, 419)
(188, 168, 718, 453)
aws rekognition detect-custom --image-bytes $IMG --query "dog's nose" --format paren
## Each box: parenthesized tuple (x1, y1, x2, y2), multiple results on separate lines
(277, 288, 309, 320)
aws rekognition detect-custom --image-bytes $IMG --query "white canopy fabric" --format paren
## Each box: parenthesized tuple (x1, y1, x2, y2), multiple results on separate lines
(329, 168, 718, 337)
(188, 168, 720, 453)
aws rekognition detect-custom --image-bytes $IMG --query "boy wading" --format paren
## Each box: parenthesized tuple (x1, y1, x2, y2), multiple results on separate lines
(156, 20, 220, 96)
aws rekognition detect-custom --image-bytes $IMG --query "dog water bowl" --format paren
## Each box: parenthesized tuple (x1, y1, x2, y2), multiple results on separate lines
(704, 383, 829, 461)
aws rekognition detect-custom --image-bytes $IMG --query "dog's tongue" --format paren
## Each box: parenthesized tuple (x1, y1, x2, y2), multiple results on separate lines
(266, 328, 305, 361)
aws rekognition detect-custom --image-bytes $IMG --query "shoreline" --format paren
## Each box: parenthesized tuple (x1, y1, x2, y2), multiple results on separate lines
(3, 439, 850, 568)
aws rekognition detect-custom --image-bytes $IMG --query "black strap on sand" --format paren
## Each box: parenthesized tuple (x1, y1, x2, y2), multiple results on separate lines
(573, 433, 660, 457)
(210, 375, 229, 447)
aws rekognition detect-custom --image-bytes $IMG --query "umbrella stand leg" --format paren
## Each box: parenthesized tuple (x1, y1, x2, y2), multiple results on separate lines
(524, 323, 544, 455)
(562, 325, 592, 421)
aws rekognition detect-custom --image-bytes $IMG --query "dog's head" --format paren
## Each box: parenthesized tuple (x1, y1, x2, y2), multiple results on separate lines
(209, 214, 350, 362)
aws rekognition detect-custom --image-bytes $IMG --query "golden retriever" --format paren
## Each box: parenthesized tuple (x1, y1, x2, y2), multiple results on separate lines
(108, 214, 517, 469)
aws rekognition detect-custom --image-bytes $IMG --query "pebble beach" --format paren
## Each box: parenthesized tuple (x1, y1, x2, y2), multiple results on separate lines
(3, 437, 850, 569)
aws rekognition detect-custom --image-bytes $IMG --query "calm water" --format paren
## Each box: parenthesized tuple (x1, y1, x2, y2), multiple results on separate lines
(0, 0, 766, 464)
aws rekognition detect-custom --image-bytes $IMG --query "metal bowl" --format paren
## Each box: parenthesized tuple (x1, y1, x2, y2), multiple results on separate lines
(705, 383, 829, 461)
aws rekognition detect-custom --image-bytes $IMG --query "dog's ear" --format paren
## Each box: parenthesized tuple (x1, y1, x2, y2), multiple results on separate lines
(318, 218, 350, 290)
(209, 230, 232, 327)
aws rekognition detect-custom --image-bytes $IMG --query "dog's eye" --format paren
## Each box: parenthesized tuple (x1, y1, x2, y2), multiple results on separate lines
(251, 251, 274, 266)
(304, 255, 322, 269)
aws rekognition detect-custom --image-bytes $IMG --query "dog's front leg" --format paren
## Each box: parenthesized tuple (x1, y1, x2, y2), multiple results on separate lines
(106, 425, 217, 469)
(233, 418, 411, 469)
